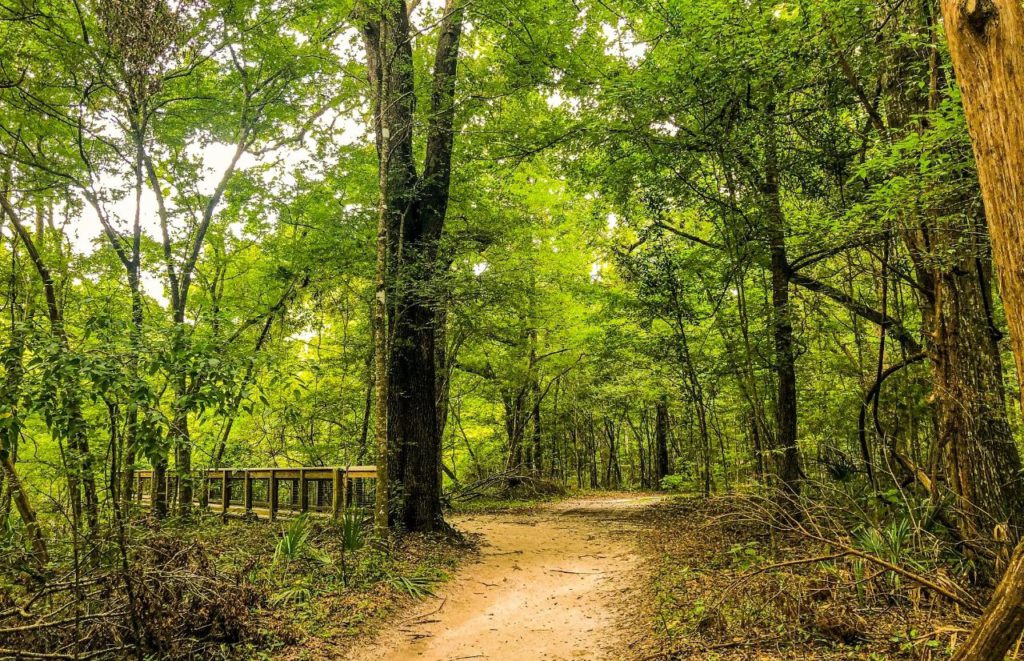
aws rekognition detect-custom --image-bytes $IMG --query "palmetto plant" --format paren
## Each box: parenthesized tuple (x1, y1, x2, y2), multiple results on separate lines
(340, 507, 366, 586)
(854, 517, 919, 592)
(274, 514, 312, 567)
(274, 514, 331, 567)
(341, 508, 366, 553)
(387, 573, 439, 600)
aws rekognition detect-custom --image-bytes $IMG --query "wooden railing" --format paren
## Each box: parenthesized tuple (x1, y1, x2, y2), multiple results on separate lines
(132, 466, 377, 520)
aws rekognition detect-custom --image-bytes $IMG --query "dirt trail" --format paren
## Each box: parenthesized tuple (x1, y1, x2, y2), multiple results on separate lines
(354, 495, 661, 661)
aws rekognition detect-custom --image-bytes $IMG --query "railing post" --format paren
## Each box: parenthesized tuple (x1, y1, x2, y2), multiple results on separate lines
(221, 470, 229, 515)
(299, 469, 307, 513)
(269, 470, 278, 522)
(332, 468, 342, 519)
(244, 470, 252, 514)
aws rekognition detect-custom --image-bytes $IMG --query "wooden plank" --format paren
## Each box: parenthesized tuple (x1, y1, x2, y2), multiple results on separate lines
(299, 469, 307, 513)
(332, 468, 342, 519)
(221, 471, 229, 515)
(244, 470, 252, 513)
(269, 471, 278, 522)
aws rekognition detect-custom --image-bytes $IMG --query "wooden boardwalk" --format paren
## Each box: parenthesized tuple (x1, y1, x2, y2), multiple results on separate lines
(133, 466, 377, 520)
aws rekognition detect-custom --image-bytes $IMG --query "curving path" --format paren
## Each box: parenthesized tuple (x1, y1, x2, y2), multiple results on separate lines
(352, 495, 660, 661)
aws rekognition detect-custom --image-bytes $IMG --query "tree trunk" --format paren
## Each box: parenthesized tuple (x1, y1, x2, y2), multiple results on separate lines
(879, 0, 1024, 550)
(654, 397, 670, 484)
(927, 251, 1024, 546)
(387, 300, 444, 530)
(762, 108, 803, 497)
(503, 389, 528, 473)
(361, 0, 463, 532)
(938, 0, 1024, 657)
(2, 455, 47, 565)
(530, 389, 542, 476)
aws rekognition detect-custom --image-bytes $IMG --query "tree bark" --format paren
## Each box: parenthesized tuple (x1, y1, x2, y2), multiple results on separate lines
(762, 108, 803, 497)
(361, 0, 464, 532)
(878, 0, 1024, 549)
(655, 397, 670, 484)
(937, 0, 1024, 657)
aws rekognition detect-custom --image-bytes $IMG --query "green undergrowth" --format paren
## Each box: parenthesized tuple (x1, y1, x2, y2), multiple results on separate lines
(172, 511, 473, 658)
(627, 495, 979, 660)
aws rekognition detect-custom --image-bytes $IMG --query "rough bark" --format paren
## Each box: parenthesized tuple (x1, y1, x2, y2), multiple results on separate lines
(938, 0, 1024, 657)
(361, 0, 464, 532)
(880, 0, 1024, 548)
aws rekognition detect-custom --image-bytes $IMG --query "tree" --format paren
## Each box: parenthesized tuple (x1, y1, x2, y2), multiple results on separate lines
(360, 0, 464, 531)
(936, 0, 1024, 657)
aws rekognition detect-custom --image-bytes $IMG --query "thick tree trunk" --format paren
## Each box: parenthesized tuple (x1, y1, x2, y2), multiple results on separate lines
(361, 0, 463, 532)
(926, 253, 1024, 545)
(387, 299, 444, 531)
(940, 0, 1024, 405)
(879, 0, 1024, 550)
(938, 0, 1024, 657)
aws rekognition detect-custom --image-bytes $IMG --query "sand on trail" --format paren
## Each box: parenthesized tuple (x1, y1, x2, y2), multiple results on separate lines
(352, 495, 660, 661)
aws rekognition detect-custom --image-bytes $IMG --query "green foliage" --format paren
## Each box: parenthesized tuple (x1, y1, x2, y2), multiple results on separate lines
(274, 514, 330, 567)
(0, 0, 1017, 655)
(387, 573, 440, 600)
(659, 475, 686, 492)
(726, 542, 766, 571)
(340, 508, 367, 553)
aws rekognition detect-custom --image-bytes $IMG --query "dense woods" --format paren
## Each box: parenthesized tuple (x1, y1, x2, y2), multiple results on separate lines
(3, 0, 1024, 657)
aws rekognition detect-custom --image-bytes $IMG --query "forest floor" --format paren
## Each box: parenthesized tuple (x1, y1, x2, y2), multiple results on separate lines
(351, 493, 660, 661)
(333, 492, 973, 661)
(1, 492, 975, 660)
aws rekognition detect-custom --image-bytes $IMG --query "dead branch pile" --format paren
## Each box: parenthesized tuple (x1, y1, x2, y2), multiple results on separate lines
(446, 470, 567, 503)
(0, 532, 264, 659)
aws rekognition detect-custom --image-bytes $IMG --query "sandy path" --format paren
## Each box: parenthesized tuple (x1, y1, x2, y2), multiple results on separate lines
(353, 495, 660, 661)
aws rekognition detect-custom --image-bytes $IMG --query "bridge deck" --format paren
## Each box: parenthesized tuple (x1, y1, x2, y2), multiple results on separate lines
(133, 466, 377, 520)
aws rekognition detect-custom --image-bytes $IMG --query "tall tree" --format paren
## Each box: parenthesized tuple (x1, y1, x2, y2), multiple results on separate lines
(361, 0, 464, 531)
(937, 0, 1024, 657)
